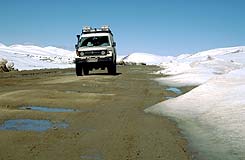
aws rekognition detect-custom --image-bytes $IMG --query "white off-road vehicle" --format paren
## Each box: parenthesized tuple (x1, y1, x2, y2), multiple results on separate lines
(75, 25, 117, 76)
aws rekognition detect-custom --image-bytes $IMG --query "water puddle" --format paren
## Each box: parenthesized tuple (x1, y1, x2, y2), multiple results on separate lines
(53, 121, 69, 129)
(165, 87, 182, 94)
(19, 106, 77, 112)
(0, 119, 68, 132)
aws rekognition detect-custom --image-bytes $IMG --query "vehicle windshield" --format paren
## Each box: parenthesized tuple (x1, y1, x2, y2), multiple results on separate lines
(79, 36, 110, 47)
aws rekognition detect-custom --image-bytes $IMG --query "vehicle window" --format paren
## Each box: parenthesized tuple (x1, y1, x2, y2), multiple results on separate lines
(79, 36, 110, 47)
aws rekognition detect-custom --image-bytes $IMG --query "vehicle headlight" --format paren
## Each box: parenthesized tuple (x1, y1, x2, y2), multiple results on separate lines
(80, 52, 84, 56)
(101, 51, 106, 55)
(108, 50, 113, 54)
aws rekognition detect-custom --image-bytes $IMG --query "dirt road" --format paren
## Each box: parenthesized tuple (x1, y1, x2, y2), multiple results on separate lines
(0, 66, 190, 160)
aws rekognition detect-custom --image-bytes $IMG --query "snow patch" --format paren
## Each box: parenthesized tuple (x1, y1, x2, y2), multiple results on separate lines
(189, 46, 245, 59)
(146, 46, 245, 159)
(121, 52, 174, 65)
(0, 43, 75, 70)
(157, 47, 244, 86)
(146, 68, 245, 159)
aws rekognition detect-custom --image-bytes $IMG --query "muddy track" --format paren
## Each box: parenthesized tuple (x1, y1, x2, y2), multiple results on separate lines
(0, 66, 190, 160)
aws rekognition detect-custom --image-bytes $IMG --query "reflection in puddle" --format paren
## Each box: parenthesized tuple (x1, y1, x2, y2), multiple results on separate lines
(165, 87, 182, 94)
(19, 106, 77, 112)
(0, 119, 68, 132)
(53, 121, 69, 129)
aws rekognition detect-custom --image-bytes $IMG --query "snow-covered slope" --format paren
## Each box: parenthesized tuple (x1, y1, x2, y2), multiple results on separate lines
(157, 47, 245, 86)
(119, 52, 174, 65)
(189, 46, 245, 59)
(146, 46, 245, 159)
(0, 43, 75, 70)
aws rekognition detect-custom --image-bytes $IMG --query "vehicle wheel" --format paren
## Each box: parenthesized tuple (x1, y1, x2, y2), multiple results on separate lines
(76, 63, 83, 76)
(107, 64, 116, 75)
(83, 67, 89, 75)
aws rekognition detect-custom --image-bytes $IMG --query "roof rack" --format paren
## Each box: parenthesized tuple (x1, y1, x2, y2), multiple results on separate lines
(82, 25, 113, 35)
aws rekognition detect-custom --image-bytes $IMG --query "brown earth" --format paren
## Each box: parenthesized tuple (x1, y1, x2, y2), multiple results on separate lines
(0, 65, 190, 160)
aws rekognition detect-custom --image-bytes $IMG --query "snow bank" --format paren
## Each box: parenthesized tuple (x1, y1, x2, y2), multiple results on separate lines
(146, 68, 245, 159)
(157, 47, 245, 86)
(146, 46, 245, 159)
(189, 46, 245, 59)
(121, 53, 174, 65)
(0, 43, 75, 70)
(157, 56, 243, 87)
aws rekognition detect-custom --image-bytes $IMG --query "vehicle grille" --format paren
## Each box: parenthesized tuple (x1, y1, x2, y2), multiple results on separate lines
(84, 50, 106, 56)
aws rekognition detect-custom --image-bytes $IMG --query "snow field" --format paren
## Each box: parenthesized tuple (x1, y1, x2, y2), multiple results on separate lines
(146, 47, 245, 159)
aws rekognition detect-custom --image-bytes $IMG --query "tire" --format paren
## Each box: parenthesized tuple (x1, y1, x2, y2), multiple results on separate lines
(83, 67, 89, 75)
(76, 63, 83, 76)
(107, 64, 116, 75)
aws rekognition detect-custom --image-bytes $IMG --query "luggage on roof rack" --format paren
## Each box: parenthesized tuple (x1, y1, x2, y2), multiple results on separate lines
(82, 25, 113, 35)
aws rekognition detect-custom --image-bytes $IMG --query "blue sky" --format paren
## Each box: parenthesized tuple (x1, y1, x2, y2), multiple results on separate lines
(0, 0, 245, 56)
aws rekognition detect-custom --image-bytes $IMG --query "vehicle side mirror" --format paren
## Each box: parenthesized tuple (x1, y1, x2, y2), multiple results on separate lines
(76, 35, 80, 41)
(112, 42, 116, 47)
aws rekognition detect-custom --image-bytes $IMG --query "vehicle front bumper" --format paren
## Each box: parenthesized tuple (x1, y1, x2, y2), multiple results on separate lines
(74, 56, 114, 68)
